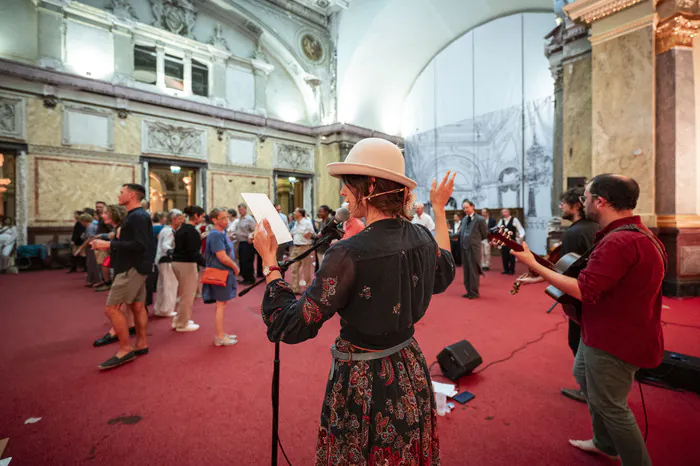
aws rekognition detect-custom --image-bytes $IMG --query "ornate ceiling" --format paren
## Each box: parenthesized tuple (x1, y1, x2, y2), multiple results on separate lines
(255, 0, 351, 18)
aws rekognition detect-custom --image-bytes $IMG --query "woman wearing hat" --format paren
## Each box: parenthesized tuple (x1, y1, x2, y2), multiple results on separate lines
(254, 138, 456, 464)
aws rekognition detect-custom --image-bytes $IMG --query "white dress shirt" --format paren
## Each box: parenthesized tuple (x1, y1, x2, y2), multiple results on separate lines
(292, 216, 315, 246)
(496, 216, 525, 240)
(412, 213, 435, 231)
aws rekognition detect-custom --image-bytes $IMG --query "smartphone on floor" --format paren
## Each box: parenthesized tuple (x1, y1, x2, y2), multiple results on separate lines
(453, 391, 475, 404)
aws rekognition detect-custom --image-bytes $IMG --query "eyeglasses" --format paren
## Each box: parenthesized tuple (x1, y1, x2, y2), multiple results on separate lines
(579, 195, 599, 204)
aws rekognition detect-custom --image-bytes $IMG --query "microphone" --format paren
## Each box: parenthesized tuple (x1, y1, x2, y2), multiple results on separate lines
(314, 207, 350, 245)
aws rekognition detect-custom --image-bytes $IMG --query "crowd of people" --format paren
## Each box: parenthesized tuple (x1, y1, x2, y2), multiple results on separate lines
(53, 137, 664, 465)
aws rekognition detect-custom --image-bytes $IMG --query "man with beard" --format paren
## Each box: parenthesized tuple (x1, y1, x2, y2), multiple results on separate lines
(511, 175, 666, 465)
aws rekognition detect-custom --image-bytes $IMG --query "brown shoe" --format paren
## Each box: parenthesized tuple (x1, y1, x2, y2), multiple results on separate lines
(561, 387, 586, 403)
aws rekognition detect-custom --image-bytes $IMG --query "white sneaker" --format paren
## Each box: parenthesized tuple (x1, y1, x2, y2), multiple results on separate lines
(175, 322, 199, 332)
(172, 319, 194, 329)
(156, 311, 177, 317)
(215, 335, 237, 346)
(226, 334, 237, 340)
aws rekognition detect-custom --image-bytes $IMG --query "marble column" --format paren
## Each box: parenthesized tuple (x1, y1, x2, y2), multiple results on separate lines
(37, 3, 64, 70)
(655, 22, 700, 296)
(183, 54, 193, 95)
(16, 150, 28, 246)
(156, 45, 165, 89)
(112, 23, 134, 86)
(210, 58, 227, 106)
(552, 68, 564, 213)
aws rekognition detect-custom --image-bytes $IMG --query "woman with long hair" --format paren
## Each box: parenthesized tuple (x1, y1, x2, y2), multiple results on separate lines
(171, 205, 205, 332)
(154, 209, 184, 317)
(254, 138, 456, 464)
(202, 208, 240, 346)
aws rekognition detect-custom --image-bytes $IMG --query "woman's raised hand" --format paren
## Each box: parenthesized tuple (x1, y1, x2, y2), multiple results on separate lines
(430, 171, 456, 211)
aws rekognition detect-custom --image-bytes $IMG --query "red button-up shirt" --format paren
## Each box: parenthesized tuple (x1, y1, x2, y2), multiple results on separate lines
(577, 216, 665, 368)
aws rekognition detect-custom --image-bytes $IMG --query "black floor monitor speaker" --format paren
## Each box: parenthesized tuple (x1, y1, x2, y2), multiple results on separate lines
(636, 351, 700, 394)
(437, 340, 483, 381)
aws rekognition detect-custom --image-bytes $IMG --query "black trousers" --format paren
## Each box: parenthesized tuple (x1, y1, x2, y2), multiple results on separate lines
(145, 266, 158, 308)
(239, 242, 255, 282)
(568, 318, 581, 357)
(501, 247, 516, 274)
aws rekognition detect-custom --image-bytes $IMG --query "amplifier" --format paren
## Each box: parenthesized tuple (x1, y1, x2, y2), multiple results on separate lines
(636, 351, 700, 394)
(437, 340, 482, 381)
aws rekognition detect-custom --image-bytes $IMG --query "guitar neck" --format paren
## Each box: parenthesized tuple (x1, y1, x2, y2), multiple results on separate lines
(488, 233, 556, 271)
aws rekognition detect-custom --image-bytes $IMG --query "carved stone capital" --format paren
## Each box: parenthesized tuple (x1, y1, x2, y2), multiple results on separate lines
(251, 59, 274, 77)
(656, 13, 700, 54)
(565, 0, 645, 23)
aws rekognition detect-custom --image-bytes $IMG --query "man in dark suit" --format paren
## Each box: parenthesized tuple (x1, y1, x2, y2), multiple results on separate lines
(480, 208, 497, 271)
(459, 200, 489, 299)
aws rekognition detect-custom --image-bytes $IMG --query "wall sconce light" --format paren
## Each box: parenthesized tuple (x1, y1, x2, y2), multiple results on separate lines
(117, 109, 128, 119)
(43, 97, 57, 109)
(217, 129, 224, 141)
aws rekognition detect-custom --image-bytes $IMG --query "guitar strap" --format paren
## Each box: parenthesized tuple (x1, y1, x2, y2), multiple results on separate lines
(574, 223, 668, 274)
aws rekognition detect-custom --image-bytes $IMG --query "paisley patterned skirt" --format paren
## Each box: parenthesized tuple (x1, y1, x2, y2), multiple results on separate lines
(315, 337, 439, 465)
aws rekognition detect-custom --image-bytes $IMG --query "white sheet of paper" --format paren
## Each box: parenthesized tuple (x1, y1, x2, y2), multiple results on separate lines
(23, 418, 41, 425)
(241, 193, 293, 244)
(0, 457, 12, 466)
(431, 381, 458, 398)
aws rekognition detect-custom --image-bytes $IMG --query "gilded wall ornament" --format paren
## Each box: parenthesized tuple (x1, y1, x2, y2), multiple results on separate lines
(300, 34, 323, 62)
(656, 13, 700, 54)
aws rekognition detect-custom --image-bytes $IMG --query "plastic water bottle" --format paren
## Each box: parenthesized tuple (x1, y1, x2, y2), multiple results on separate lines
(436, 393, 447, 416)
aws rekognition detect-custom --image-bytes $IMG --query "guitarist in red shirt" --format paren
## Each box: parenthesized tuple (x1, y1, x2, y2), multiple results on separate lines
(512, 174, 665, 466)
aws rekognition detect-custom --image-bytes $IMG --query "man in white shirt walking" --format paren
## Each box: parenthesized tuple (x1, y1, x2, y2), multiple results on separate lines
(412, 203, 435, 232)
(495, 209, 525, 275)
(289, 207, 315, 294)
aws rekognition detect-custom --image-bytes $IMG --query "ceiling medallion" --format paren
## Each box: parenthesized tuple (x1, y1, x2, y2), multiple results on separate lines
(300, 34, 324, 62)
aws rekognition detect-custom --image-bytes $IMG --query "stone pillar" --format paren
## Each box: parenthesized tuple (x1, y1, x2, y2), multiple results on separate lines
(551, 68, 564, 212)
(655, 11, 700, 296)
(156, 45, 165, 89)
(112, 22, 134, 86)
(251, 59, 274, 115)
(16, 150, 28, 246)
(37, 3, 64, 70)
(183, 53, 193, 95)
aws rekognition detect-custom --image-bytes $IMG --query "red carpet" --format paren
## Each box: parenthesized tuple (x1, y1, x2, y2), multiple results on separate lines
(1, 264, 699, 465)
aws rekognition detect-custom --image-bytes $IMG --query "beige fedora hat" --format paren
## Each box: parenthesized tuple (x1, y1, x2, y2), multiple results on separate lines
(327, 138, 417, 190)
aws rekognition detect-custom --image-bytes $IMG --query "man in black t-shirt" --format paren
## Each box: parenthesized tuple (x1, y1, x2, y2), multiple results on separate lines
(558, 187, 599, 402)
(92, 184, 154, 370)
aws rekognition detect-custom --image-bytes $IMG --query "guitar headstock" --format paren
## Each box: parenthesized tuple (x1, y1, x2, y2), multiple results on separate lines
(489, 227, 522, 251)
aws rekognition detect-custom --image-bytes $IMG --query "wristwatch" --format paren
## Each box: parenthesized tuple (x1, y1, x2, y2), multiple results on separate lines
(263, 265, 281, 277)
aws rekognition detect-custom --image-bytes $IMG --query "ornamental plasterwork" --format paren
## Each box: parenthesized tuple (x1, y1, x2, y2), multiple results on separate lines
(656, 13, 700, 53)
(142, 120, 207, 160)
(564, 0, 644, 23)
(0, 93, 26, 141)
(150, 0, 197, 38)
(209, 24, 230, 51)
(273, 142, 314, 172)
(106, 0, 139, 21)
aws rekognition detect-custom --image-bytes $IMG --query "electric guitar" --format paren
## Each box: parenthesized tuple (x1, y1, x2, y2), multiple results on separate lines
(489, 229, 587, 322)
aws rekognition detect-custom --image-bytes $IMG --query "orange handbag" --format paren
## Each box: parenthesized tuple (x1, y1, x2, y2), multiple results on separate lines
(201, 267, 228, 286)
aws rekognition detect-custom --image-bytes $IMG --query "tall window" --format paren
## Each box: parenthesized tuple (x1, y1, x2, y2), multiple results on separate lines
(192, 59, 209, 97)
(133, 45, 157, 84)
(164, 54, 184, 91)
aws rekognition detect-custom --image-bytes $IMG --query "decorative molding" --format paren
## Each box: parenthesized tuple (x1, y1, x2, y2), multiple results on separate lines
(142, 119, 207, 160)
(656, 13, 700, 54)
(209, 23, 230, 52)
(150, 0, 197, 38)
(273, 141, 315, 172)
(657, 214, 700, 228)
(28, 144, 139, 164)
(0, 93, 27, 142)
(564, 0, 644, 23)
(61, 104, 115, 150)
(105, 0, 138, 21)
(589, 13, 657, 45)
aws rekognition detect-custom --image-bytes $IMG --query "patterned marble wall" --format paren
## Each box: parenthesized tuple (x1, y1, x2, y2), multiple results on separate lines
(114, 114, 142, 155)
(208, 127, 227, 165)
(209, 171, 271, 209)
(563, 55, 593, 183)
(26, 98, 61, 147)
(32, 156, 136, 225)
(316, 143, 341, 209)
(592, 26, 655, 220)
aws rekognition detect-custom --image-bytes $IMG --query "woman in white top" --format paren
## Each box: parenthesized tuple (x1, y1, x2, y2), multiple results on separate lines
(154, 209, 184, 317)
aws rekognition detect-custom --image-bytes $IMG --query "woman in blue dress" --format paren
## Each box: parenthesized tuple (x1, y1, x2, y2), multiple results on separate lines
(202, 208, 240, 347)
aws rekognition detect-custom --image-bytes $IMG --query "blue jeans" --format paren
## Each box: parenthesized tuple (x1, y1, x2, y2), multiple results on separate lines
(573, 339, 652, 465)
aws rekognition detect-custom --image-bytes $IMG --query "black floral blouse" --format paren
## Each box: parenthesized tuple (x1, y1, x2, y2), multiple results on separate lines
(262, 218, 456, 465)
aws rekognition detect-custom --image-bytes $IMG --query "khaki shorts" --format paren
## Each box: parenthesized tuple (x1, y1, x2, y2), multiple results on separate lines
(95, 250, 109, 266)
(106, 268, 147, 306)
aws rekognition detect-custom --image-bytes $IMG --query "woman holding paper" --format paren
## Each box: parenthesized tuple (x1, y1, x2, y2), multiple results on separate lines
(253, 138, 456, 464)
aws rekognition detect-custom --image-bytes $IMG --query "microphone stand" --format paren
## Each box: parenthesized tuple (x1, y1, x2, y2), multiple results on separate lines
(238, 228, 342, 466)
